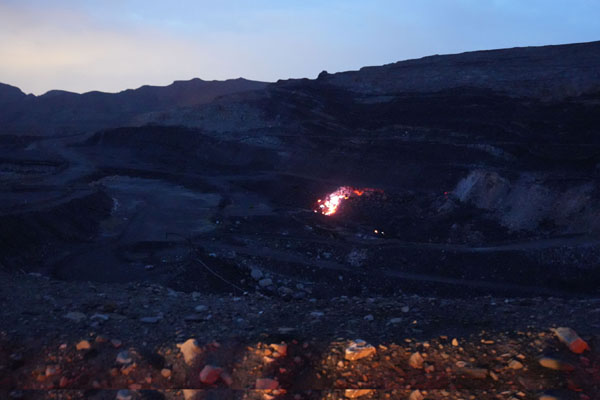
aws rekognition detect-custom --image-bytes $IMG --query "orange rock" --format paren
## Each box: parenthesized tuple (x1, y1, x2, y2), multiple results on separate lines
(75, 340, 91, 351)
(344, 340, 376, 361)
(345, 389, 373, 398)
(270, 343, 288, 357)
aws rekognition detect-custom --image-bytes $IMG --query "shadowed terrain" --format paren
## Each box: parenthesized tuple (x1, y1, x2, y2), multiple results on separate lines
(1, 41, 600, 298)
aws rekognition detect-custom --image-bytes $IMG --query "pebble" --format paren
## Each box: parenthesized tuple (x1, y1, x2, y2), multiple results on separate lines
(64, 312, 86, 322)
(75, 340, 91, 351)
(388, 317, 403, 324)
(194, 305, 208, 312)
(184, 313, 210, 322)
(270, 343, 288, 357)
(363, 314, 374, 321)
(345, 389, 373, 398)
(255, 378, 279, 390)
(344, 340, 376, 361)
(409, 390, 424, 400)
(45, 365, 58, 377)
(161, 368, 172, 378)
(139, 316, 162, 323)
(111, 339, 122, 348)
(538, 356, 575, 371)
(251, 268, 264, 281)
(258, 278, 273, 288)
(177, 338, 203, 365)
(90, 313, 109, 321)
(220, 371, 234, 386)
(115, 389, 132, 400)
(116, 351, 132, 365)
(408, 352, 424, 369)
(509, 360, 524, 370)
(451, 338, 459, 347)
(199, 365, 223, 384)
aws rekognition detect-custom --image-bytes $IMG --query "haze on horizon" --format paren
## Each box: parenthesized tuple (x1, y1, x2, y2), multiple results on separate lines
(1, 0, 599, 95)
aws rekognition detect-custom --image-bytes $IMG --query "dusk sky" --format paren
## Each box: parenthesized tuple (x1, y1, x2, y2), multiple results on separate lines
(1, 0, 599, 95)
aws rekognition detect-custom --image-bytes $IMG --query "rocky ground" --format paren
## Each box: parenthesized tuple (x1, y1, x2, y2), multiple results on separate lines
(1, 271, 599, 400)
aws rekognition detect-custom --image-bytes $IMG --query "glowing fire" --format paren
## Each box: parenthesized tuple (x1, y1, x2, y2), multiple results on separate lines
(316, 186, 373, 216)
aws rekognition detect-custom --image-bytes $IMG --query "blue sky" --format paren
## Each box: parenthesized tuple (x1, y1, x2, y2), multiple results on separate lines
(1, 0, 598, 94)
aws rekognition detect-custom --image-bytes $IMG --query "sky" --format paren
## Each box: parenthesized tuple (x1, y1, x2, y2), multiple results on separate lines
(1, 0, 599, 95)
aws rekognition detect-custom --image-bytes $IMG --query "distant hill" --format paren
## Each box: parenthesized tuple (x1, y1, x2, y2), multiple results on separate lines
(0, 78, 269, 135)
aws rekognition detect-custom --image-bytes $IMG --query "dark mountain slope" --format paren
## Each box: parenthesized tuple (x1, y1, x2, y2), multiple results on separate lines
(316, 40, 600, 98)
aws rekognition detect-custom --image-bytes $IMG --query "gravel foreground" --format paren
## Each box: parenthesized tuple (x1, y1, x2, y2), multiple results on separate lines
(1, 272, 599, 400)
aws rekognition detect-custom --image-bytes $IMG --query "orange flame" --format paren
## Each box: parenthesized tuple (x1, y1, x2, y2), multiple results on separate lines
(316, 186, 378, 216)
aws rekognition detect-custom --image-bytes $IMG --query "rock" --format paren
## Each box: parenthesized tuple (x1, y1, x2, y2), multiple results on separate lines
(194, 305, 208, 312)
(538, 356, 575, 371)
(509, 360, 524, 370)
(177, 339, 202, 365)
(345, 389, 373, 398)
(538, 394, 564, 400)
(401, 306, 410, 313)
(75, 340, 91, 351)
(111, 339, 122, 348)
(344, 340, 376, 361)
(409, 352, 424, 369)
(552, 327, 589, 354)
(270, 343, 288, 357)
(184, 313, 211, 322)
(409, 390, 424, 400)
(310, 311, 324, 318)
(363, 314, 374, 321)
(45, 365, 58, 376)
(161, 368, 172, 378)
(90, 313, 109, 321)
(459, 367, 488, 379)
(95, 335, 108, 343)
(139, 316, 162, 323)
(116, 351, 133, 365)
(388, 317, 403, 324)
(220, 371, 234, 386)
(255, 378, 279, 390)
(64, 312, 86, 322)
(199, 365, 223, 384)
(115, 390, 132, 400)
(251, 268, 264, 280)
(258, 278, 273, 288)
(451, 338, 459, 347)
(183, 390, 200, 400)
